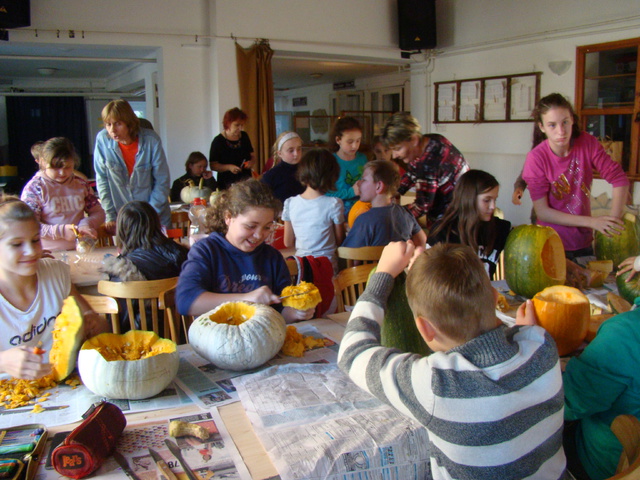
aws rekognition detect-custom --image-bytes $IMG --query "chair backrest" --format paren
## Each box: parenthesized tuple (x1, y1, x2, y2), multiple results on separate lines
(97, 277, 180, 342)
(81, 294, 120, 334)
(608, 415, 640, 479)
(494, 250, 506, 281)
(171, 210, 191, 238)
(286, 258, 298, 285)
(333, 263, 377, 313)
(96, 224, 116, 247)
(166, 228, 188, 245)
(337, 246, 384, 268)
(158, 286, 193, 344)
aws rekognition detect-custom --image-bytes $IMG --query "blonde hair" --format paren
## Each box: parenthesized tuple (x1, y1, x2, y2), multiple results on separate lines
(380, 112, 422, 147)
(271, 131, 301, 166)
(406, 243, 496, 342)
(101, 99, 140, 138)
(0, 196, 38, 239)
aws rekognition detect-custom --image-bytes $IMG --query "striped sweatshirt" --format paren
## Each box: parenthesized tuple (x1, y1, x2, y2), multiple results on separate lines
(338, 272, 568, 480)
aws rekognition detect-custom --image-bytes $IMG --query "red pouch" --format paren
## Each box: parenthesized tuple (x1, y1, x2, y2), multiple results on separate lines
(51, 401, 126, 479)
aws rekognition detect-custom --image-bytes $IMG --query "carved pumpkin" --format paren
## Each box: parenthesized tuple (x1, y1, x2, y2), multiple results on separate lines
(348, 201, 371, 228)
(78, 330, 179, 400)
(49, 296, 85, 382)
(594, 213, 639, 269)
(504, 224, 566, 299)
(180, 177, 213, 204)
(188, 302, 287, 371)
(280, 282, 322, 310)
(532, 285, 590, 356)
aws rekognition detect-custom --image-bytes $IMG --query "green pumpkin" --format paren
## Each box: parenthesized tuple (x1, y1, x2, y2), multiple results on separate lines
(504, 224, 566, 299)
(369, 268, 431, 356)
(594, 213, 639, 270)
(615, 270, 640, 305)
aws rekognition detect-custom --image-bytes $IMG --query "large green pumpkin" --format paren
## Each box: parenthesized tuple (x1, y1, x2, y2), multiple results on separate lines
(369, 268, 431, 356)
(615, 270, 640, 304)
(504, 224, 566, 299)
(594, 213, 639, 270)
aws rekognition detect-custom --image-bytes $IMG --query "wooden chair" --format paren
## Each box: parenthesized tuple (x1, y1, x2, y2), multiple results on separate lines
(158, 286, 193, 344)
(337, 246, 384, 268)
(171, 210, 191, 238)
(333, 263, 377, 313)
(96, 224, 116, 247)
(166, 228, 188, 244)
(97, 277, 180, 343)
(286, 258, 299, 285)
(494, 250, 506, 281)
(607, 415, 640, 479)
(81, 294, 120, 333)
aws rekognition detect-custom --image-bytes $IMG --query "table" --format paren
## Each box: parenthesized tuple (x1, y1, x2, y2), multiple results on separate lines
(51, 247, 117, 293)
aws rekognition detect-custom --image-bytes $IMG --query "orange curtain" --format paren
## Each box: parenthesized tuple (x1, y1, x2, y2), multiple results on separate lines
(235, 40, 275, 174)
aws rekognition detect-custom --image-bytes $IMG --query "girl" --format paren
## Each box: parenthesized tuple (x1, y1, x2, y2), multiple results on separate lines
(522, 93, 629, 259)
(170, 151, 218, 202)
(326, 117, 368, 216)
(260, 131, 305, 203)
(428, 170, 511, 280)
(0, 196, 108, 379)
(21, 137, 105, 251)
(176, 179, 313, 323)
(283, 148, 345, 272)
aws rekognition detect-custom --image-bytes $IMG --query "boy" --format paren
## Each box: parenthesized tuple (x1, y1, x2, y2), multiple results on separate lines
(338, 241, 567, 479)
(342, 160, 426, 247)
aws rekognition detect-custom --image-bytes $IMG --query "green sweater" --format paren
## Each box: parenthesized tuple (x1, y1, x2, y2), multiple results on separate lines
(563, 309, 640, 480)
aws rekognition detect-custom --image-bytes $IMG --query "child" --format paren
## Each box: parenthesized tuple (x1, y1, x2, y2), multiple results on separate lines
(0, 196, 108, 379)
(260, 131, 305, 203)
(522, 93, 629, 260)
(170, 152, 218, 202)
(342, 160, 425, 248)
(176, 179, 313, 324)
(283, 149, 345, 272)
(326, 117, 368, 216)
(338, 241, 566, 479)
(428, 169, 511, 280)
(21, 137, 105, 251)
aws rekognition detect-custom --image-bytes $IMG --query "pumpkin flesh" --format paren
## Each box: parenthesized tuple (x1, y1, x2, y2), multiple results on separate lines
(280, 282, 322, 310)
(49, 296, 85, 382)
(348, 200, 372, 228)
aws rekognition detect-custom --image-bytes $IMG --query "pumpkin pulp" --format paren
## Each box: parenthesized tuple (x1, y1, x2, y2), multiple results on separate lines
(208, 302, 257, 325)
(280, 282, 322, 310)
(81, 330, 176, 361)
(49, 296, 85, 382)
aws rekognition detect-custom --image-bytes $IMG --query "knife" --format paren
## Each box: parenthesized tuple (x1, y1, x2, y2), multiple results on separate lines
(278, 291, 308, 300)
(163, 439, 199, 480)
(148, 448, 178, 480)
(113, 451, 142, 480)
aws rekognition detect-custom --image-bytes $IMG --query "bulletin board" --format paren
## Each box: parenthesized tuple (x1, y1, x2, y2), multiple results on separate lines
(434, 72, 541, 123)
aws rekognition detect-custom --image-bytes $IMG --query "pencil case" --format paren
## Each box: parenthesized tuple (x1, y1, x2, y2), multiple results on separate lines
(0, 423, 48, 480)
(51, 401, 126, 479)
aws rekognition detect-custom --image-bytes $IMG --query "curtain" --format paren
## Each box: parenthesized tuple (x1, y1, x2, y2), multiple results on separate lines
(235, 40, 275, 174)
(6, 96, 91, 182)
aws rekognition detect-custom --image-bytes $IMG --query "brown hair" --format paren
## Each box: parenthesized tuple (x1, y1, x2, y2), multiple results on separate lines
(380, 112, 422, 147)
(296, 148, 340, 194)
(101, 99, 140, 138)
(116, 201, 171, 254)
(30, 141, 44, 162)
(365, 160, 400, 196)
(329, 116, 362, 152)
(0, 195, 38, 239)
(406, 243, 497, 343)
(204, 178, 281, 234)
(184, 151, 208, 173)
(222, 107, 248, 131)
(39, 137, 80, 170)
(531, 93, 581, 149)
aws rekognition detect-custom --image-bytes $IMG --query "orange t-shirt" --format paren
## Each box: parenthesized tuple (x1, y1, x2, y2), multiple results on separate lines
(118, 139, 139, 176)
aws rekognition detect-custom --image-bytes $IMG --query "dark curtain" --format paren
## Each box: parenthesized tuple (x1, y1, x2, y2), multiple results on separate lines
(6, 96, 91, 186)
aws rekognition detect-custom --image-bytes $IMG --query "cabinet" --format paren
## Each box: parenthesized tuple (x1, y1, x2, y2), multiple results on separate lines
(575, 37, 640, 178)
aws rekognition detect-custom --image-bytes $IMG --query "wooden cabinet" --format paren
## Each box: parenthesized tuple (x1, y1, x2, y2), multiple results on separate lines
(575, 37, 640, 179)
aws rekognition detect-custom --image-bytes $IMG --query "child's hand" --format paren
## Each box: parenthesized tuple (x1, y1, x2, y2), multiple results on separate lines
(591, 215, 624, 237)
(617, 256, 640, 281)
(103, 221, 117, 235)
(282, 306, 314, 324)
(64, 224, 78, 241)
(202, 170, 213, 179)
(377, 241, 415, 278)
(0, 347, 51, 379)
(77, 225, 97, 239)
(515, 300, 538, 326)
(245, 286, 280, 305)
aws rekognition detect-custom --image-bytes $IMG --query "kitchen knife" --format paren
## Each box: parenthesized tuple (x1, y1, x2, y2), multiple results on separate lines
(148, 447, 178, 480)
(163, 439, 199, 480)
(113, 451, 142, 480)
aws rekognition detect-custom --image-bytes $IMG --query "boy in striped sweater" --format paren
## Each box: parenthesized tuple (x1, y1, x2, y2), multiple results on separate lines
(338, 241, 568, 479)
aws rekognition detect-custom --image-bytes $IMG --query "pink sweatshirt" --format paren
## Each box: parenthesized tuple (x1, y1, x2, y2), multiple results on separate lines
(21, 171, 105, 251)
(523, 132, 628, 252)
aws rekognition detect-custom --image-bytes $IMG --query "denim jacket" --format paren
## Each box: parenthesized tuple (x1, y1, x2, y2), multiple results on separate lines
(94, 128, 171, 226)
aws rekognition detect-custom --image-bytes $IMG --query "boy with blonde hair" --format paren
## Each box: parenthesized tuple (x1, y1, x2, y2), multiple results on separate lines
(338, 241, 566, 479)
(342, 160, 426, 247)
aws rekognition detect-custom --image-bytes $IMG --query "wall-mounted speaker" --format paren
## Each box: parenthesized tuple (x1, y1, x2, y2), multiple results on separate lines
(0, 0, 30, 29)
(398, 0, 436, 51)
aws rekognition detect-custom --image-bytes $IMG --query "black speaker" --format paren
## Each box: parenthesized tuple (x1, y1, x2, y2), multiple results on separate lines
(0, 0, 30, 29)
(398, 0, 436, 51)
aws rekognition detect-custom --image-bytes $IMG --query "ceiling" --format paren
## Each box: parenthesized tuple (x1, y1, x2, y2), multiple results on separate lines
(0, 43, 402, 93)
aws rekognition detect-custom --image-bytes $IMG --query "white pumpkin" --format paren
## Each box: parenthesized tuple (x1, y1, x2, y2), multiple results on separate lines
(78, 330, 179, 400)
(180, 177, 213, 204)
(188, 301, 287, 371)
(209, 189, 221, 207)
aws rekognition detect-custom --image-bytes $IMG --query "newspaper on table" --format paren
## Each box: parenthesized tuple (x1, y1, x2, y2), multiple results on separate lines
(234, 363, 430, 480)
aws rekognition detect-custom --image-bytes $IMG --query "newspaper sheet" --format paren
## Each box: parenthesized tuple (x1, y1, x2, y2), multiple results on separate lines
(234, 363, 430, 480)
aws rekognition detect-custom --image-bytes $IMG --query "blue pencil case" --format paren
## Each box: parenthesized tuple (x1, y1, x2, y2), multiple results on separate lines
(0, 423, 48, 480)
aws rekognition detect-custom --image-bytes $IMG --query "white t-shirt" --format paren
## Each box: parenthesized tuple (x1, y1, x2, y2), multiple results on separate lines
(0, 258, 71, 361)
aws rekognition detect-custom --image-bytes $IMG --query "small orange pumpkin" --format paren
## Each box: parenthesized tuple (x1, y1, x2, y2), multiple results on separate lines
(348, 201, 371, 228)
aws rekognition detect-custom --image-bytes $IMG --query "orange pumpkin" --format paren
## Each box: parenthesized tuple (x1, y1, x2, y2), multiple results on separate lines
(348, 201, 371, 228)
(532, 285, 590, 356)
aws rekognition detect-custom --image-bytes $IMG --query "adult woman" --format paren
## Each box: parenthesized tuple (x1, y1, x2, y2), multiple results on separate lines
(380, 112, 469, 228)
(209, 107, 256, 190)
(94, 99, 171, 231)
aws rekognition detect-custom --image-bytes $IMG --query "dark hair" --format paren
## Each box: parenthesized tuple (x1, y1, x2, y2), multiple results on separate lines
(40, 137, 80, 169)
(429, 169, 500, 253)
(101, 99, 140, 138)
(0, 195, 38, 239)
(204, 178, 281, 234)
(329, 116, 362, 152)
(116, 201, 170, 254)
(531, 93, 581, 148)
(222, 107, 248, 131)
(365, 160, 400, 196)
(184, 151, 208, 173)
(296, 148, 340, 194)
